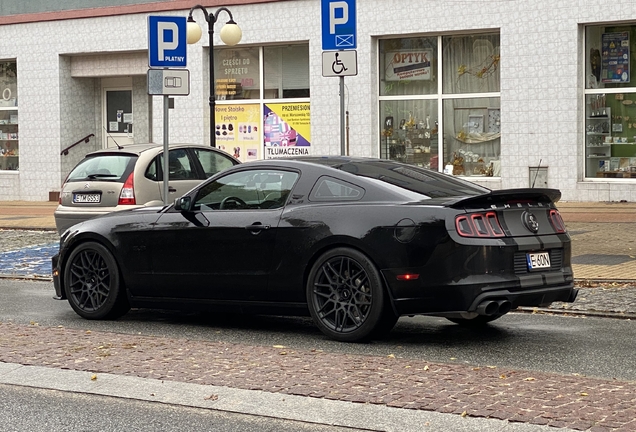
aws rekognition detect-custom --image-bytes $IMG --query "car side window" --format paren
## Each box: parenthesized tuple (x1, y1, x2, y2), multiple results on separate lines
(192, 148, 236, 178)
(309, 176, 364, 202)
(194, 169, 298, 211)
(145, 149, 196, 181)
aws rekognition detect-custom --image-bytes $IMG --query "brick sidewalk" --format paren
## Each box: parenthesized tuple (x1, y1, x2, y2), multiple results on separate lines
(0, 321, 634, 431)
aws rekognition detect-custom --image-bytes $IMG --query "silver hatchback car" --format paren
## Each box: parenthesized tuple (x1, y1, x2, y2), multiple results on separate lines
(54, 143, 239, 234)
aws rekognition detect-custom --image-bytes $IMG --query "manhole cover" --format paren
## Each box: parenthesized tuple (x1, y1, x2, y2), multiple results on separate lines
(571, 254, 634, 265)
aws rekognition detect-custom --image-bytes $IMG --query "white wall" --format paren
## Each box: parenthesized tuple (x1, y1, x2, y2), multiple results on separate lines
(1, 0, 636, 201)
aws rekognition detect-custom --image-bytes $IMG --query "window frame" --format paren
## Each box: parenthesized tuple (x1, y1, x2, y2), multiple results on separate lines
(378, 33, 501, 178)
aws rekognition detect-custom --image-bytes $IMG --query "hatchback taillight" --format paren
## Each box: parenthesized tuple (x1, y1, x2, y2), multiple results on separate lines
(549, 209, 566, 233)
(118, 172, 136, 205)
(455, 211, 505, 238)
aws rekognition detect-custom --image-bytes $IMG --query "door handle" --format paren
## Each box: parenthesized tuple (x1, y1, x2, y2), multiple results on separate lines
(245, 223, 271, 233)
(168, 187, 177, 193)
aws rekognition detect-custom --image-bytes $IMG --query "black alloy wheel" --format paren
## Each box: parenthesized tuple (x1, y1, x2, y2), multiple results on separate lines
(64, 241, 130, 320)
(307, 247, 385, 342)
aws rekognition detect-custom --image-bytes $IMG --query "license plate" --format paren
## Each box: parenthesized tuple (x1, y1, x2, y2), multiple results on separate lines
(527, 252, 551, 270)
(73, 193, 101, 203)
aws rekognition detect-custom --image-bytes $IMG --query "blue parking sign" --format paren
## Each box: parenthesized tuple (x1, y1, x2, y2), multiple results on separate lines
(148, 16, 187, 68)
(321, 0, 356, 50)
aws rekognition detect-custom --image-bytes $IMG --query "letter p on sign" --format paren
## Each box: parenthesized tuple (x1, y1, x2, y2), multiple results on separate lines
(158, 22, 179, 61)
(329, 1, 348, 34)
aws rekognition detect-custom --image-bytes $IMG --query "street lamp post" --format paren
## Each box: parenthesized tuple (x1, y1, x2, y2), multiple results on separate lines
(186, 5, 242, 147)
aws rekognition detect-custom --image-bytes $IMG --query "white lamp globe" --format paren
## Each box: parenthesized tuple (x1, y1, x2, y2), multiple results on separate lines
(187, 20, 203, 44)
(220, 22, 242, 46)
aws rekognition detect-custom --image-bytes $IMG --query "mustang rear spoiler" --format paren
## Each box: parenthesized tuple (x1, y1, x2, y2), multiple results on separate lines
(427, 188, 562, 209)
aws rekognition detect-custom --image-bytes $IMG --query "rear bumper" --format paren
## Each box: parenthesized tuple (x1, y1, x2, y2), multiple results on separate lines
(392, 282, 577, 316)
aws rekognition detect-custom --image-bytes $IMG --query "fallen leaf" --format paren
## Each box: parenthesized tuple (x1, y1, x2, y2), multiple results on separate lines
(472, 367, 481, 371)
(272, 345, 286, 349)
(85, 331, 91, 334)
(279, 351, 287, 355)
(487, 366, 497, 369)
(205, 394, 219, 401)
(424, 365, 429, 371)
(90, 374, 97, 381)
(461, 411, 468, 417)
(524, 377, 536, 381)
(581, 392, 588, 396)
(499, 374, 507, 379)
(30, 321, 38, 326)
(450, 357, 456, 360)
(387, 354, 395, 358)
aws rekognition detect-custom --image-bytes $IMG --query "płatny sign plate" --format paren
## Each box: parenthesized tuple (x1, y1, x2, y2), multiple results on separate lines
(526, 251, 550, 270)
(147, 69, 190, 96)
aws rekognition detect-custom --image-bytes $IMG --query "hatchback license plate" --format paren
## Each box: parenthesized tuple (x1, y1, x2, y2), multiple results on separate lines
(73, 193, 101, 203)
(527, 252, 550, 270)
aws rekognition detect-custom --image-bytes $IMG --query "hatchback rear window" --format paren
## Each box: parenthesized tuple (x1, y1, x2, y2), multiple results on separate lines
(66, 154, 137, 182)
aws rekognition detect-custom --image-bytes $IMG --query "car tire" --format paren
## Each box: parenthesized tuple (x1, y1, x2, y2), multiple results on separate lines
(306, 247, 385, 342)
(64, 241, 130, 320)
(446, 313, 506, 326)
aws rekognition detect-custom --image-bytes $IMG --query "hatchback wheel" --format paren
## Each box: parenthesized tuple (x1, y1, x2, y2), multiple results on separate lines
(307, 248, 385, 342)
(64, 242, 130, 320)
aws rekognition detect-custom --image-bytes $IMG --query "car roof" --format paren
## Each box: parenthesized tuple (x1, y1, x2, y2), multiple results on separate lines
(83, 143, 219, 157)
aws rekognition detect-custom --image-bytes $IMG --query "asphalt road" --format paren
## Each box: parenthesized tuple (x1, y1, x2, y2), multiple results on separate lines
(2, 278, 635, 382)
(0, 383, 360, 432)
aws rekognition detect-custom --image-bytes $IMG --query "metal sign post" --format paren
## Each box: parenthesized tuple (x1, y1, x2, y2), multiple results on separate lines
(148, 15, 189, 205)
(321, 0, 356, 155)
(322, 51, 357, 155)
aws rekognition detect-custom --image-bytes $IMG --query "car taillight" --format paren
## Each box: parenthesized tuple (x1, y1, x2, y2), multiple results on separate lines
(549, 209, 566, 233)
(59, 174, 70, 204)
(118, 172, 136, 205)
(455, 211, 505, 238)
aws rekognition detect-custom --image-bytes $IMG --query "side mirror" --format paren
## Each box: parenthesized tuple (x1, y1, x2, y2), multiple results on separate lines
(174, 196, 192, 212)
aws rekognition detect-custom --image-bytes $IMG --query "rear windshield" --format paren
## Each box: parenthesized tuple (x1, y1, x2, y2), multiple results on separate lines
(303, 158, 490, 199)
(66, 154, 137, 182)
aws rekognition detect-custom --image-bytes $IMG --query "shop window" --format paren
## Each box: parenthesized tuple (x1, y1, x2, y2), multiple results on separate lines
(214, 47, 260, 100)
(379, 37, 437, 97)
(443, 97, 501, 177)
(585, 24, 636, 179)
(264, 46, 310, 99)
(213, 45, 311, 162)
(379, 34, 501, 178)
(380, 100, 439, 170)
(442, 34, 500, 95)
(0, 60, 18, 171)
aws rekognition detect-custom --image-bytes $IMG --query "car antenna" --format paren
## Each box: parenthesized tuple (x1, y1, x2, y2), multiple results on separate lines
(531, 159, 542, 188)
(102, 126, 124, 149)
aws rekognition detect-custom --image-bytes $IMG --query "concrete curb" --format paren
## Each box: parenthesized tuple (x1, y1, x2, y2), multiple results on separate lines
(0, 362, 574, 432)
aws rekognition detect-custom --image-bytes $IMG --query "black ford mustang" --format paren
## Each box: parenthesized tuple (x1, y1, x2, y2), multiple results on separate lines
(52, 157, 577, 342)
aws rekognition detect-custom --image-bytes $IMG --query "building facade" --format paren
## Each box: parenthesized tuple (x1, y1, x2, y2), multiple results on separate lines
(1, 0, 635, 201)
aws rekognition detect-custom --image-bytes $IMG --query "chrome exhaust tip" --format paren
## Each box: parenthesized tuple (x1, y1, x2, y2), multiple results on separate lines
(476, 300, 499, 316)
(497, 300, 512, 315)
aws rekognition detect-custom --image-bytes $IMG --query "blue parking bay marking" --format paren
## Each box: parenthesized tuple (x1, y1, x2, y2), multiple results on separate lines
(0, 243, 59, 277)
